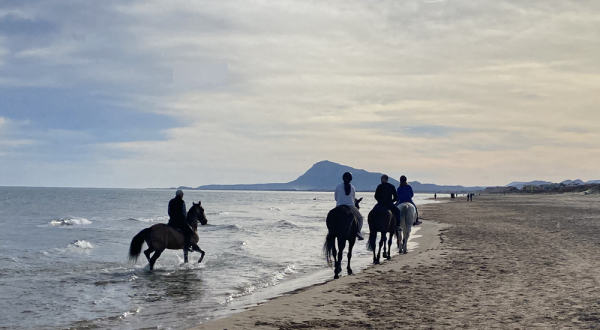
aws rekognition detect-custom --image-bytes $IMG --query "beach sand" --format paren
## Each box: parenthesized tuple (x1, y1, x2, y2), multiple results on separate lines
(190, 194, 600, 329)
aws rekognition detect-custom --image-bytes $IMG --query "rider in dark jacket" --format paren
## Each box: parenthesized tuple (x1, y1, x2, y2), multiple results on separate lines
(374, 175, 401, 223)
(397, 175, 421, 225)
(168, 190, 193, 251)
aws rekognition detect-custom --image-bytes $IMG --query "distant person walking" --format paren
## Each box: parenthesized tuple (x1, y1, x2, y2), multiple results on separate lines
(334, 172, 364, 240)
(396, 175, 421, 226)
(434, 193, 437, 200)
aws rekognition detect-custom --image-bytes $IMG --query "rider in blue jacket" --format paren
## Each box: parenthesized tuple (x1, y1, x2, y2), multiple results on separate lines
(396, 176, 421, 225)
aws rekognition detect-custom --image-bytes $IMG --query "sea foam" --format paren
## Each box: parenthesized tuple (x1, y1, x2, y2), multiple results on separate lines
(70, 240, 94, 249)
(50, 217, 92, 226)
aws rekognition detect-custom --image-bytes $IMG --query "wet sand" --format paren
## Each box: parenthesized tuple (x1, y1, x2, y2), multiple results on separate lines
(190, 194, 600, 329)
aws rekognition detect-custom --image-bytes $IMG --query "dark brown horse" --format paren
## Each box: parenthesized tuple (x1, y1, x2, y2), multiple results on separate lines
(323, 198, 362, 279)
(128, 201, 208, 270)
(366, 204, 397, 264)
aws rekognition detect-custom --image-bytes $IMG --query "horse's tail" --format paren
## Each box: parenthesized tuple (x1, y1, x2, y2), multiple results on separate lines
(322, 232, 336, 268)
(128, 228, 151, 263)
(366, 211, 376, 251)
(366, 228, 377, 251)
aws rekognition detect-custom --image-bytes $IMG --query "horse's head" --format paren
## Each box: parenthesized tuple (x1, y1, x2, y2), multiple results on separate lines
(192, 201, 208, 226)
(354, 197, 363, 209)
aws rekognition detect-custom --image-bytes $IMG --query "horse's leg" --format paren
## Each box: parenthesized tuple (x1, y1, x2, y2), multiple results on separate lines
(376, 232, 385, 264)
(383, 232, 388, 259)
(144, 246, 155, 264)
(386, 232, 393, 260)
(347, 237, 355, 275)
(331, 238, 338, 278)
(184, 249, 189, 263)
(197, 248, 206, 264)
(335, 237, 346, 279)
(149, 249, 164, 271)
(404, 230, 411, 254)
(400, 212, 407, 254)
(372, 242, 377, 264)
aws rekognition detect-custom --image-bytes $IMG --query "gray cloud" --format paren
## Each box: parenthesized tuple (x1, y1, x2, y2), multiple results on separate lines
(1, 0, 600, 187)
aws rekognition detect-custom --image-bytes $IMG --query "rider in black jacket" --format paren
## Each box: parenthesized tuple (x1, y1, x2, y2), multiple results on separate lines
(168, 190, 193, 251)
(374, 175, 401, 224)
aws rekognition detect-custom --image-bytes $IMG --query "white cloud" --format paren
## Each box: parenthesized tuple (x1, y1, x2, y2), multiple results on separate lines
(2, 0, 600, 187)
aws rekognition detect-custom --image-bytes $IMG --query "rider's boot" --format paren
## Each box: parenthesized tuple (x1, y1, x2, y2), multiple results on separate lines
(356, 231, 364, 240)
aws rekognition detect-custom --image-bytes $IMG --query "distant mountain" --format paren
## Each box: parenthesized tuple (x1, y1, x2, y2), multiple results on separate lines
(561, 179, 585, 185)
(506, 180, 552, 189)
(195, 160, 483, 192)
(507, 179, 596, 189)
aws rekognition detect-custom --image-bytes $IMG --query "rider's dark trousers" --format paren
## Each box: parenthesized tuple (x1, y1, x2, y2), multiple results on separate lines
(172, 221, 194, 247)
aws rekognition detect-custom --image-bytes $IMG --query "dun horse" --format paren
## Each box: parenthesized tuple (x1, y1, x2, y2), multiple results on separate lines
(366, 204, 397, 264)
(322, 198, 362, 279)
(129, 201, 208, 270)
(396, 202, 416, 254)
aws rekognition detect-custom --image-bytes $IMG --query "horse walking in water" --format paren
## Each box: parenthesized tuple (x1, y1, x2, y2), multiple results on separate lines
(323, 198, 362, 279)
(129, 201, 208, 270)
(366, 204, 397, 264)
(396, 202, 416, 254)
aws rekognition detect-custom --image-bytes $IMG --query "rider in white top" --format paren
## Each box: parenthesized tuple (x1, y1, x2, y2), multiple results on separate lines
(334, 183, 356, 206)
(334, 172, 364, 240)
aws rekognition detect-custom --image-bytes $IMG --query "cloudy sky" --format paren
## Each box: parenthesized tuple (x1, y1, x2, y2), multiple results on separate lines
(1, 0, 599, 188)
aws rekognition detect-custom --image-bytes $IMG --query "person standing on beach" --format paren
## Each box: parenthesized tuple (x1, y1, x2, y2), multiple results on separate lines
(168, 189, 193, 251)
(335, 172, 364, 240)
(397, 175, 422, 225)
(374, 174, 401, 223)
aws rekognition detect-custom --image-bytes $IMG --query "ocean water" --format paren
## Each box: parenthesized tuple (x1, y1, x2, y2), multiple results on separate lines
(0, 187, 439, 330)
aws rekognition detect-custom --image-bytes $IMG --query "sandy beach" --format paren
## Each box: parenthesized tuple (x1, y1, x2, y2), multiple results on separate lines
(190, 193, 600, 330)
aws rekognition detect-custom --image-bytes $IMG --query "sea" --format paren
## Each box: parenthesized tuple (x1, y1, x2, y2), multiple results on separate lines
(0, 187, 442, 330)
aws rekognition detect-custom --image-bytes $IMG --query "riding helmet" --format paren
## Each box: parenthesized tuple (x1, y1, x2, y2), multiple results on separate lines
(342, 172, 353, 182)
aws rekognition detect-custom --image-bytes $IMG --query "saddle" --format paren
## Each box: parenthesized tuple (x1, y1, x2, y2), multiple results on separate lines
(331, 205, 357, 226)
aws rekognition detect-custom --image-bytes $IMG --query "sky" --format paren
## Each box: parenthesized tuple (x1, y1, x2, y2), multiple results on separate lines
(1, 0, 599, 188)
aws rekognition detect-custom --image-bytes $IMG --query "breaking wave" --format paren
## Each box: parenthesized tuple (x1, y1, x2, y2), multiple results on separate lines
(222, 264, 297, 304)
(127, 216, 168, 223)
(275, 220, 299, 229)
(69, 240, 94, 249)
(50, 217, 92, 226)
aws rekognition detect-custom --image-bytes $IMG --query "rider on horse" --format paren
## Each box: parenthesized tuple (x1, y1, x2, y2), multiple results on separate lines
(397, 175, 421, 226)
(374, 174, 401, 225)
(334, 172, 364, 240)
(168, 189, 194, 251)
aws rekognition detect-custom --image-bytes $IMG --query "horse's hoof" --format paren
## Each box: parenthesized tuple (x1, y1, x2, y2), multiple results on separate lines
(387, 256, 391, 260)
(347, 269, 353, 275)
(334, 274, 340, 279)
(403, 250, 407, 254)
(374, 260, 380, 265)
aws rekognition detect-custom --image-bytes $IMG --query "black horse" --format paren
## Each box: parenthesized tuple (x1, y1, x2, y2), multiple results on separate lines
(129, 202, 208, 270)
(366, 204, 397, 264)
(323, 198, 362, 279)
